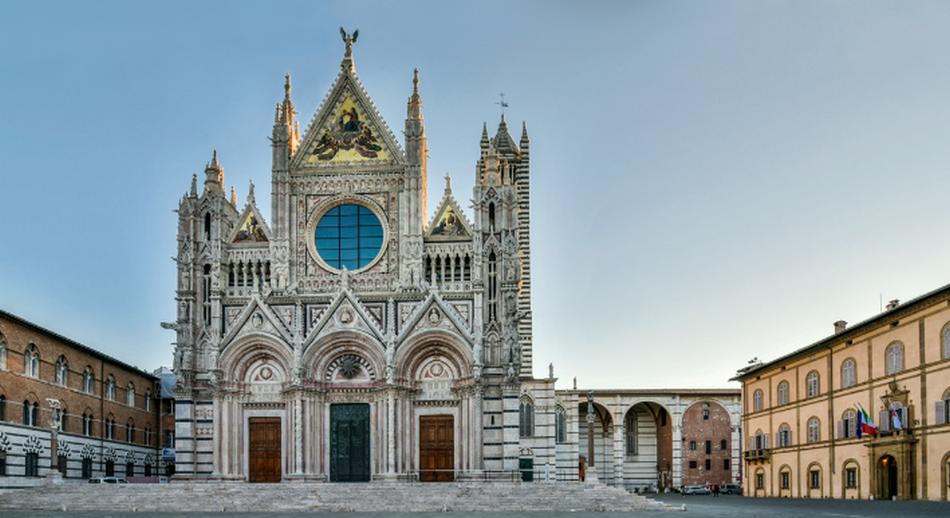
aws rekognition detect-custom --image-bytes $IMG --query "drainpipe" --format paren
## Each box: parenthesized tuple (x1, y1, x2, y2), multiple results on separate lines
(100, 359, 105, 474)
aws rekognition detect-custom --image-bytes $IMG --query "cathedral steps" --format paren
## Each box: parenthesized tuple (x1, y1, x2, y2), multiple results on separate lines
(0, 480, 671, 512)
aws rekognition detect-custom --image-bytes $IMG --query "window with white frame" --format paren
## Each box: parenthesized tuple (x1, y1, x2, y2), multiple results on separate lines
(809, 468, 821, 489)
(807, 417, 821, 443)
(806, 371, 820, 398)
(126, 382, 135, 406)
(841, 358, 857, 388)
(144, 390, 152, 412)
(845, 466, 857, 488)
(83, 367, 94, 394)
(752, 389, 763, 412)
(777, 381, 789, 405)
(105, 375, 116, 401)
(24, 344, 39, 378)
(55, 355, 69, 386)
(885, 342, 904, 375)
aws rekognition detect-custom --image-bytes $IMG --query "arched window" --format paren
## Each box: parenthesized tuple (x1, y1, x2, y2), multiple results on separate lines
(55, 355, 69, 386)
(82, 367, 94, 393)
(82, 412, 93, 436)
(0, 332, 6, 370)
(487, 251, 498, 322)
(126, 419, 135, 443)
(555, 406, 567, 444)
(806, 371, 820, 398)
(203, 212, 211, 240)
(518, 397, 534, 438)
(885, 342, 904, 375)
(625, 410, 638, 456)
(942, 323, 950, 360)
(144, 389, 152, 412)
(753, 429, 767, 450)
(841, 358, 857, 388)
(807, 417, 821, 443)
(777, 381, 789, 406)
(145, 426, 152, 446)
(105, 415, 115, 439)
(752, 389, 763, 412)
(58, 407, 67, 432)
(126, 382, 136, 406)
(777, 423, 792, 447)
(841, 409, 857, 438)
(23, 400, 38, 426)
(24, 344, 39, 378)
(105, 375, 116, 401)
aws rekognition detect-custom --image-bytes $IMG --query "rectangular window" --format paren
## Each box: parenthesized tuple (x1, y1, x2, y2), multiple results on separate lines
(705, 440, 711, 454)
(0, 452, 6, 476)
(755, 473, 764, 490)
(25, 452, 39, 477)
(689, 461, 697, 469)
(810, 470, 820, 489)
(105, 461, 115, 477)
(126, 462, 134, 477)
(705, 458, 711, 470)
(723, 459, 730, 470)
(58, 454, 67, 476)
(689, 441, 696, 451)
(846, 468, 857, 488)
(780, 471, 790, 489)
(81, 458, 93, 479)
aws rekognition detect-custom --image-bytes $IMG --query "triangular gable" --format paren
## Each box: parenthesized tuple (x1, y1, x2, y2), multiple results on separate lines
(229, 203, 271, 244)
(303, 287, 386, 348)
(425, 180, 473, 241)
(395, 292, 474, 348)
(291, 68, 405, 169)
(220, 298, 294, 347)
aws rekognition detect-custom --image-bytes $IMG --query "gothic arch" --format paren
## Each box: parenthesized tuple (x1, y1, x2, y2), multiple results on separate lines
(219, 333, 293, 383)
(304, 330, 386, 383)
(678, 399, 729, 428)
(841, 457, 862, 499)
(395, 328, 473, 383)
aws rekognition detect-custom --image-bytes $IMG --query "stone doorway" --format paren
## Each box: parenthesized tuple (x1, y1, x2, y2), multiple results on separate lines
(330, 403, 371, 482)
(248, 417, 281, 482)
(878, 455, 898, 500)
(419, 415, 454, 481)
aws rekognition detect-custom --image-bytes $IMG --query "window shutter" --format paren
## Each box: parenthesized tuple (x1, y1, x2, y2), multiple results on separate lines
(775, 432, 780, 448)
(748, 435, 754, 450)
(837, 420, 845, 439)
(764, 433, 769, 449)
(935, 401, 946, 426)
(879, 410, 890, 433)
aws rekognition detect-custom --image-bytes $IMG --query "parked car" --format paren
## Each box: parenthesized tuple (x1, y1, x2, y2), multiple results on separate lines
(88, 477, 128, 484)
(721, 483, 742, 495)
(683, 485, 711, 495)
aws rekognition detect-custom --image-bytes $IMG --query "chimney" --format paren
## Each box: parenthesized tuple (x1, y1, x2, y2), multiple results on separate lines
(885, 299, 900, 311)
(834, 320, 847, 334)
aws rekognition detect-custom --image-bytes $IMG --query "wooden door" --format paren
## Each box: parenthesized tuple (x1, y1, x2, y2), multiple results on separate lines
(330, 404, 371, 482)
(248, 417, 281, 482)
(419, 415, 454, 481)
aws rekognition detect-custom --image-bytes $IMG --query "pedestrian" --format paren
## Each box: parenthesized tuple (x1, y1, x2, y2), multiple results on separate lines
(713, 484, 720, 497)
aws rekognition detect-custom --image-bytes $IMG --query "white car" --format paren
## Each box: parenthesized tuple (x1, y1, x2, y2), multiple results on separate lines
(683, 485, 711, 495)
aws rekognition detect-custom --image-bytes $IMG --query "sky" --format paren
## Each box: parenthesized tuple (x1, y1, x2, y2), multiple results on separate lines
(2, 1, 950, 389)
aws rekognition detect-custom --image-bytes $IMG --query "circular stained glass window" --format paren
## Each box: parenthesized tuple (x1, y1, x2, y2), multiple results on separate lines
(314, 204, 384, 271)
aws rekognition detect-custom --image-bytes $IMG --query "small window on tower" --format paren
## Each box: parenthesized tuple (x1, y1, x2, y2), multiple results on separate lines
(488, 202, 496, 232)
(204, 212, 211, 240)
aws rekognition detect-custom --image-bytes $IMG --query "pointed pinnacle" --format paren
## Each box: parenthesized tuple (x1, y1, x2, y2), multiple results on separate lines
(412, 68, 420, 95)
(520, 121, 529, 142)
(284, 73, 292, 100)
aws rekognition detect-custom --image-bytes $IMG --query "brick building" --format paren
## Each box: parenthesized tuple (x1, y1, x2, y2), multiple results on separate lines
(0, 310, 161, 483)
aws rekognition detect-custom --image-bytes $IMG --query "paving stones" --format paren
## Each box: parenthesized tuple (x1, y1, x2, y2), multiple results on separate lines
(0, 480, 671, 512)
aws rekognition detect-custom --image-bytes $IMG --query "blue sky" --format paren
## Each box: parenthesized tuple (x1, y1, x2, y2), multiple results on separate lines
(2, 1, 950, 388)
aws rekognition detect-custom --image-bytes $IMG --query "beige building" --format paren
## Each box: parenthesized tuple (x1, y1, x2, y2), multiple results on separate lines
(734, 284, 950, 501)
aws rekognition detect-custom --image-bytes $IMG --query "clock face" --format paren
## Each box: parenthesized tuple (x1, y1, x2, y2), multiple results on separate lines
(314, 203, 383, 271)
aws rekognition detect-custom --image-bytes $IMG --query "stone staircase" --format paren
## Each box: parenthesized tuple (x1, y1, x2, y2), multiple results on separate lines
(0, 480, 673, 512)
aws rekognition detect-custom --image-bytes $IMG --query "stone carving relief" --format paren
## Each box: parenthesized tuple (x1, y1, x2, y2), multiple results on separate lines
(326, 353, 375, 382)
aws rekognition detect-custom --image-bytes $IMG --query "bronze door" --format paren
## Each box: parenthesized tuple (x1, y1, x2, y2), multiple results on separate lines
(330, 404, 371, 482)
(248, 417, 281, 482)
(419, 415, 454, 481)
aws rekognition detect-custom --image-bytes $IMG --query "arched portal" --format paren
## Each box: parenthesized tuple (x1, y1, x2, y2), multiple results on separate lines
(623, 402, 673, 491)
(878, 455, 898, 500)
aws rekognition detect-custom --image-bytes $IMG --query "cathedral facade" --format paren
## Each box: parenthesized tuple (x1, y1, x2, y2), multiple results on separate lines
(168, 32, 554, 482)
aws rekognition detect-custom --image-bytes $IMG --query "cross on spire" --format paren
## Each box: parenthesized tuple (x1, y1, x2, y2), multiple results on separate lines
(495, 92, 509, 117)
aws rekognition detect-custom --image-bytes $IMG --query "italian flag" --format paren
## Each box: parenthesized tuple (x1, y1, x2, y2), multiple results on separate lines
(856, 404, 877, 438)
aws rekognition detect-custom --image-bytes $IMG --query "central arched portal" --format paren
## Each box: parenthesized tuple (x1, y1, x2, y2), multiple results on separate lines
(878, 455, 898, 500)
(329, 403, 371, 482)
